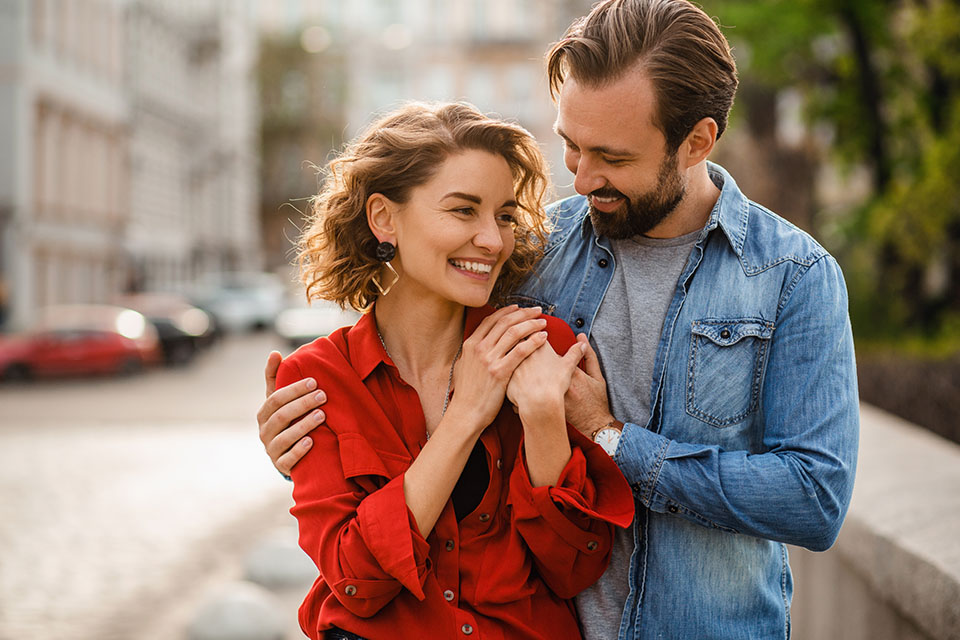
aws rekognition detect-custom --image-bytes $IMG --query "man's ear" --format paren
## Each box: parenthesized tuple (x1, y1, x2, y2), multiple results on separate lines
(680, 117, 718, 169)
(366, 193, 398, 243)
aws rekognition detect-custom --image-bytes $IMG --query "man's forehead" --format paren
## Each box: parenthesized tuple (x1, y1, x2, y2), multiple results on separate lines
(555, 82, 657, 152)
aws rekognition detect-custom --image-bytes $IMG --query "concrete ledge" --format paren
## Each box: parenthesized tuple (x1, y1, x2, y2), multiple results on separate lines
(790, 404, 960, 640)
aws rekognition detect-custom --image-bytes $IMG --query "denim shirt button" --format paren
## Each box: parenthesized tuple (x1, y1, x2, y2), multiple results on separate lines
(598, 258, 608, 268)
(720, 328, 731, 339)
(575, 318, 585, 328)
(668, 505, 679, 514)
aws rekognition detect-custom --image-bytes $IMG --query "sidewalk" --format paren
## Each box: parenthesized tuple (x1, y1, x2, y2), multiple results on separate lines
(135, 500, 312, 640)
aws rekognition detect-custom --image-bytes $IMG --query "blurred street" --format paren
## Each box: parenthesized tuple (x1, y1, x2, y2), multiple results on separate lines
(0, 333, 302, 640)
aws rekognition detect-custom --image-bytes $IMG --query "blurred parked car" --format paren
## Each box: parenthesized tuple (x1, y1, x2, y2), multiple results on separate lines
(0, 305, 161, 381)
(188, 272, 287, 333)
(115, 293, 215, 365)
(274, 301, 361, 349)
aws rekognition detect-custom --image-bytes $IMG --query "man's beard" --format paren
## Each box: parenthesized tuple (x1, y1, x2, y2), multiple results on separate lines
(587, 151, 686, 239)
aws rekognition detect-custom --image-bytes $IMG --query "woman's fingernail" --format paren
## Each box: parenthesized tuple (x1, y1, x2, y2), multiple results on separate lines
(315, 392, 326, 403)
(305, 378, 317, 390)
(313, 409, 325, 422)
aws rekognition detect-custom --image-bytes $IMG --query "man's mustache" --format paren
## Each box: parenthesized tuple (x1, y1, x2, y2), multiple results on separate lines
(589, 187, 626, 200)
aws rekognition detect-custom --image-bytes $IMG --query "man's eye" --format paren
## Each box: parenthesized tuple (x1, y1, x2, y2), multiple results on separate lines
(604, 158, 627, 166)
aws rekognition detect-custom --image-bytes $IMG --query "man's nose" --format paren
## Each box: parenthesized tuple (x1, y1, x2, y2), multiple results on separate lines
(572, 156, 606, 196)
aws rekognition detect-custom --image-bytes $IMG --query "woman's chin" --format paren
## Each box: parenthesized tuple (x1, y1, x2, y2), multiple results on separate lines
(447, 289, 495, 309)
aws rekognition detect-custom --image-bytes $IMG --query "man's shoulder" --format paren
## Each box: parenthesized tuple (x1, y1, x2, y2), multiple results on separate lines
(737, 199, 831, 273)
(544, 194, 590, 247)
(709, 163, 831, 272)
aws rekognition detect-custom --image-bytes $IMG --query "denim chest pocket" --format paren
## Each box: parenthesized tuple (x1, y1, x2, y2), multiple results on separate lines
(686, 319, 774, 427)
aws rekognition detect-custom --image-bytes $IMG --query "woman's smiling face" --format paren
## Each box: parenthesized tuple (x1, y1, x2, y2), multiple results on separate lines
(387, 149, 518, 308)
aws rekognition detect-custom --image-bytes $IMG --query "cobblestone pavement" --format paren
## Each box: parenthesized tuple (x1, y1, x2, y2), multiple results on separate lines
(0, 333, 307, 640)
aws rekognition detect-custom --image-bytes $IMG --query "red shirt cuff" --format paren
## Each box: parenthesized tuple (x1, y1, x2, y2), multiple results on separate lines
(356, 474, 430, 600)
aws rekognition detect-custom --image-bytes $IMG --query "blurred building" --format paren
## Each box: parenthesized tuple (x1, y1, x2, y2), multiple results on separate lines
(0, 0, 129, 329)
(256, 0, 588, 272)
(125, 0, 261, 293)
(0, 0, 260, 330)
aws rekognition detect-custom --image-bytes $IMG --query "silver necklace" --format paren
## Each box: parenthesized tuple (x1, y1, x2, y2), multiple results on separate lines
(376, 328, 462, 437)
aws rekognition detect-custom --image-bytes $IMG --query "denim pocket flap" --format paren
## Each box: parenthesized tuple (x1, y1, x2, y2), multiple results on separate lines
(690, 320, 774, 347)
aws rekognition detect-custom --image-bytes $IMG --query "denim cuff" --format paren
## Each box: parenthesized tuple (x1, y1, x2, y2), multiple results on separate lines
(613, 421, 670, 509)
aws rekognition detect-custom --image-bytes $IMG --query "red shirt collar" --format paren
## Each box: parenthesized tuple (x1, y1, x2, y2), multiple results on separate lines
(346, 305, 494, 380)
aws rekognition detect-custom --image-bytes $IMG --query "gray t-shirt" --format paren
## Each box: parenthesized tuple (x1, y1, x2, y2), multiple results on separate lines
(575, 229, 699, 639)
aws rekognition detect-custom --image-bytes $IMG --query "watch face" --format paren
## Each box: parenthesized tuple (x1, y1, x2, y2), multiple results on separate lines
(594, 428, 621, 456)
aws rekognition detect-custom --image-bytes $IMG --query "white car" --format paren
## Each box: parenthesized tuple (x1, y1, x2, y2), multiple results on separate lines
(274, 301, 361, 349)
(190, 273, 288, 333)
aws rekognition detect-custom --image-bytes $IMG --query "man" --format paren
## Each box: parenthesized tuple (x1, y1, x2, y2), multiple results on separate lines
(258, 1, 859, 637)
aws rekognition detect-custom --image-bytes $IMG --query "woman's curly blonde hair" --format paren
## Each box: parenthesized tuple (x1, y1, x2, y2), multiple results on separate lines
(297, 102, 551, 311)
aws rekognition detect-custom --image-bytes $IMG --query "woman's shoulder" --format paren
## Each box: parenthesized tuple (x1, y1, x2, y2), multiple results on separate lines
(276, 326, 354, 390)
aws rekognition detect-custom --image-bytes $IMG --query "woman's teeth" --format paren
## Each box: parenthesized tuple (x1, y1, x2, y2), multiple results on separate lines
(450, 260, 493, 274)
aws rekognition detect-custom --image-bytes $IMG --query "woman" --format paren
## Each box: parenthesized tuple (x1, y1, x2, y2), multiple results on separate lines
(276, 102, 633, 640)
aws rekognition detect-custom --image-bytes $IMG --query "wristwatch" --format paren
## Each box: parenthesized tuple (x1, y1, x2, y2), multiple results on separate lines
(591, 420, 624, 456)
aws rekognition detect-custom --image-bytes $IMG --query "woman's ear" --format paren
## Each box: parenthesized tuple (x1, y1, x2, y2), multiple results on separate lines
(366, 193, 398, 243)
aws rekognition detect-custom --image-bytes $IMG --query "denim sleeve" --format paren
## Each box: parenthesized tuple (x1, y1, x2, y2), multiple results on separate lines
(615, 255, 860, 551)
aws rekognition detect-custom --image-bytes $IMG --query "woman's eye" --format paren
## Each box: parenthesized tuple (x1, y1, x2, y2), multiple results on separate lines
(497, 213, 517, 227)
(454, 207, 474, 216)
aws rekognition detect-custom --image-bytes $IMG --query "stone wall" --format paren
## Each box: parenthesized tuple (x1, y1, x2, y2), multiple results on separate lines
(790, 405, 960, 640)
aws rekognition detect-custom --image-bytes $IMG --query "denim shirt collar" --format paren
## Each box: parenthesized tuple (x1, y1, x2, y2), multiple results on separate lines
(576, 161, 749, 258)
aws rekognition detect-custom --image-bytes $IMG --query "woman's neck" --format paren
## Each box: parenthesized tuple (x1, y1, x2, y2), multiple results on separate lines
(373, 287, 465, 382)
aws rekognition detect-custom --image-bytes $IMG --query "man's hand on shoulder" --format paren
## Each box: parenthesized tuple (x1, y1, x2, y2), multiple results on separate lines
(564, 334, 616, 438)
(258, 351, 326, 476)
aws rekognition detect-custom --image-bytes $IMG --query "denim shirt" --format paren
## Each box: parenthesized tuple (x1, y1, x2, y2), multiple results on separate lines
(511, 163, 859, 639)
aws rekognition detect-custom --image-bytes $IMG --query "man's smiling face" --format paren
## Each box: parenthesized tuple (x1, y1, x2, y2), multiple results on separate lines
(555, 69, 687, 239)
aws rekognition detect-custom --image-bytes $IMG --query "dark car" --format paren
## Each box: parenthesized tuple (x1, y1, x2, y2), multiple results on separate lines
(116, 293, 214, 365)
(0, 305, 162, 380)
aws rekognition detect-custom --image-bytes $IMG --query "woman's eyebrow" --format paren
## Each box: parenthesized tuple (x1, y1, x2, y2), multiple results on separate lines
(441, 192, 517, 209)
(441, 191, 482, 204)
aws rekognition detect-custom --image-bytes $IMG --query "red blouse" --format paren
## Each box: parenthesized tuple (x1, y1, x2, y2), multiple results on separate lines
(277, 306, 634, 640)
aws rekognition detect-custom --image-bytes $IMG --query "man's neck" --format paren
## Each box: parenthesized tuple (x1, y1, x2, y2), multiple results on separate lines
(644, 163, 721, 239)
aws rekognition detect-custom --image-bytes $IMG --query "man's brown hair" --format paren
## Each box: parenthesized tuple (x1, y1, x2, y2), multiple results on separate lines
(547, 0, 738, 151)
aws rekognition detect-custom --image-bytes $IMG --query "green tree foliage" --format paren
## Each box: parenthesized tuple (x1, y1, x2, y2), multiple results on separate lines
(703, 0, 960, 346)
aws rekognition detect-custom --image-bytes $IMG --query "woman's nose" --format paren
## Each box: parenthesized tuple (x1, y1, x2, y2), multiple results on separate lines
(473, 214, 504, 253)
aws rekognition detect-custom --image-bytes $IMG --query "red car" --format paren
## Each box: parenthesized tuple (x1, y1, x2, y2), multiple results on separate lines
(0, 305, 162, 380)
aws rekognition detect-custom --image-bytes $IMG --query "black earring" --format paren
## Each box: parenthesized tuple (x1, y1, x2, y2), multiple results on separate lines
(375, 241, 396, 262)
